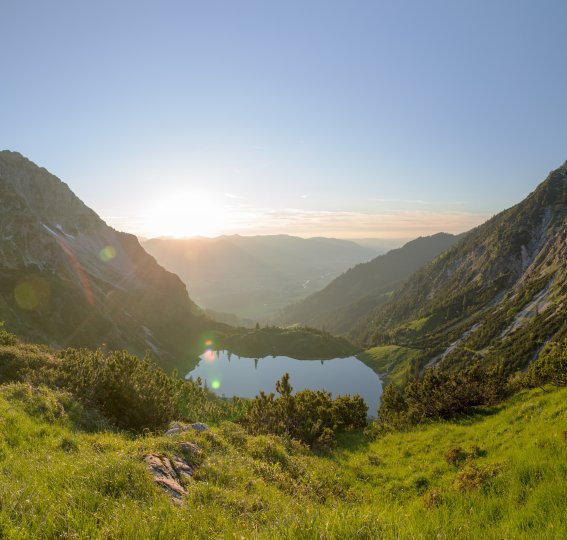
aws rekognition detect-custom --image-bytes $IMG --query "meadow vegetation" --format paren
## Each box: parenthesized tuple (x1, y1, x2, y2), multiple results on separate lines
(0, 325, 565, 538)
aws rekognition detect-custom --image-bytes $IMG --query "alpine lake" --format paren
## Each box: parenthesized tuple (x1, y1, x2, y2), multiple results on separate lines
(186, 350, 383, 417)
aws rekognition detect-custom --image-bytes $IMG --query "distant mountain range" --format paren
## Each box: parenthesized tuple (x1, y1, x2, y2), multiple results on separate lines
(0, 151, 211, 370)
(277, 233, 461, 334)
(143, 235, 379, 321)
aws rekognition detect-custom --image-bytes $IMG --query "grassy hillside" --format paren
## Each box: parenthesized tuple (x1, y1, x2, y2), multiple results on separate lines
(357, 345, 421, 385)
(0, 381, 564, 539)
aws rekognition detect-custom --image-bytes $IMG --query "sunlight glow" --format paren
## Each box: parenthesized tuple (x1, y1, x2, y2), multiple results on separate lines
(143, 192, 226, 238)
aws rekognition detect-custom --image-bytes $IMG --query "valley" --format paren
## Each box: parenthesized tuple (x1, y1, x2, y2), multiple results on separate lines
(0, 152, 564, 539)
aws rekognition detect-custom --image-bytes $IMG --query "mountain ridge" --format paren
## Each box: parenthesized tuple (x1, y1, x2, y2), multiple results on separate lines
(143, 233, 379, 320)
(0, 150, 212, 370)
(359, 161, 566, 379)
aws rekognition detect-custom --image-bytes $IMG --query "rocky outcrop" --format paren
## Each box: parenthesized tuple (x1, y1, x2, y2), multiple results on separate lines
(144, 454, 188, 501)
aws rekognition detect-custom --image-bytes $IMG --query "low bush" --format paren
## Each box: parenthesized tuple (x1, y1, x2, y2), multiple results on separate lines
(454, 462, 502, 492)
(369, 361, 512, 434)
(56, 348, 178, 431)
(523, 340, 567, 388)
(444, 446, 467, 467)
(244, 373, 367, 448)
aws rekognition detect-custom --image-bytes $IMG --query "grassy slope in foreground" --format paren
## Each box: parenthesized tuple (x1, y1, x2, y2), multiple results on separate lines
(0, 383, 564, 539)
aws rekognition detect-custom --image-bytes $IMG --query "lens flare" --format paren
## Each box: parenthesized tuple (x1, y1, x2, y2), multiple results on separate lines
(14, 277, 51, 311)
(211, 379, 221, 390)
(99, 245, 116, 262)
(204, 349, 216, 362)
(205, 339, 213, 347)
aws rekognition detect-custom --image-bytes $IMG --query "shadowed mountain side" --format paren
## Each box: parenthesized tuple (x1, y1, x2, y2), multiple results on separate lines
(0, 151, 213, 371)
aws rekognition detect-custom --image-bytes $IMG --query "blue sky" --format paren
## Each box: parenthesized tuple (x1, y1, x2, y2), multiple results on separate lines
(2, 0, 566, 239)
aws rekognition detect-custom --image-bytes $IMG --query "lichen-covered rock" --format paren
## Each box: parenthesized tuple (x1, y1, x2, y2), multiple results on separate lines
(172, 457, 194, 480)
(144, 454, 192, 502)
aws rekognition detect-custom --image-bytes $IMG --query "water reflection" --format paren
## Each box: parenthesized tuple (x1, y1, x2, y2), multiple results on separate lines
(186, 350, 383, 417)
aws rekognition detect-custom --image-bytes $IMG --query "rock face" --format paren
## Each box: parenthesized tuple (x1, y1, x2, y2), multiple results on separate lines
(0, 151, 214, 370)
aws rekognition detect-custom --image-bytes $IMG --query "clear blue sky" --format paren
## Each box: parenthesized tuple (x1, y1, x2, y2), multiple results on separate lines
(2, 0, 566, 239)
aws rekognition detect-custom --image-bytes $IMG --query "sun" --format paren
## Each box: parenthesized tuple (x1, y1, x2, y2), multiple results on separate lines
(143, 192, 226, 238)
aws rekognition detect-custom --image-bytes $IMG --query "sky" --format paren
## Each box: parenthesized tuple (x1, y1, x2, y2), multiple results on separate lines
(1, 0, 566, 240)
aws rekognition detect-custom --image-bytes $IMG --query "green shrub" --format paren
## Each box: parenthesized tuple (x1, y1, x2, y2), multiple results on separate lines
(370, 361, 512, 434)
(244, 373, 367, 448)
(524, 340, 567, 388)
(0, 324, 18, 346)
(444, 446, 467, 467)
(0, 344, 56, 385)
(57, 348, 177, 432)
(454, 462, 502, 492)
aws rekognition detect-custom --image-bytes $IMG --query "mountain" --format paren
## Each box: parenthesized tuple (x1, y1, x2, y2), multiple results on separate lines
(277, 233, 461, 335)
(142, 235, 378, 321)
(360, 161, 567, 380)
(0, 150, 212, 370)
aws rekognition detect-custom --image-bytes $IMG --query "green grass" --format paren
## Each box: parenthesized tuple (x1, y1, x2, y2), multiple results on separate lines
(358, 345, 421, 385)
(0, 382, 564, 538)
(403, 316, 431, 332)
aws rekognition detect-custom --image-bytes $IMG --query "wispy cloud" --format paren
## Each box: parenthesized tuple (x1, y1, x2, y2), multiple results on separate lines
(371, 198, 429, 205)
(218, 208, 490, 239)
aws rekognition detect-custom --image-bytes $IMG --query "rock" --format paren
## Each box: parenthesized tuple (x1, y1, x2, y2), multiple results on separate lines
(190, 422, 209, 432)
(172, 456, 194, 480)
(164, 422, 209, 436)
(178, 442, 202, 456)
(164, 421, 190, 436)
(144, 454, 191, 502)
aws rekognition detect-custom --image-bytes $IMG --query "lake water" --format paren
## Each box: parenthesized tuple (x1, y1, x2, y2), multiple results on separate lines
(186, 350, 383, 417)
